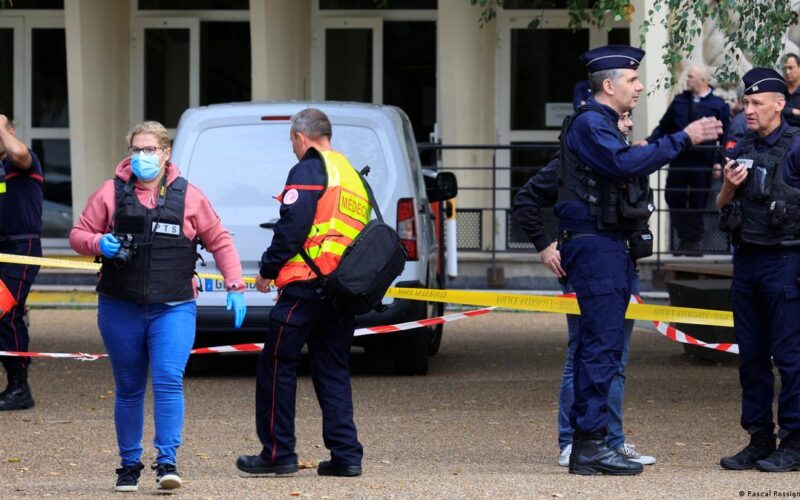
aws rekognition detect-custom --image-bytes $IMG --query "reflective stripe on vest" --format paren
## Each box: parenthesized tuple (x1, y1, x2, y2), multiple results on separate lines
(275, 150, 371, 288)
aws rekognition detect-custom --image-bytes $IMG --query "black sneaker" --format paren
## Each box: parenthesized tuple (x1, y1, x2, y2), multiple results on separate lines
(152, 462, 182, 490)
(114, 462, 144, 492)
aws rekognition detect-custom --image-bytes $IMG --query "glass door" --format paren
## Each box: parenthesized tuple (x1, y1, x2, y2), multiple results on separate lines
(0, 18, 23, 133)
(25, 18, 72, 240)
(130, 17, 199, 132)
(312, 17, 382, 103)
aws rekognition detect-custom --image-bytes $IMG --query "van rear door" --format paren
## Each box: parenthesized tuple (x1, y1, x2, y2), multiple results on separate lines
(182, 121, 296, 304)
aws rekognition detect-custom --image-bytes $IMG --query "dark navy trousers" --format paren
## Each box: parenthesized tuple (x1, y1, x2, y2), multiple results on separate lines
(665, 164, 712, 244)
(255, 281, 363, 466)
(731, 247, 800, 435)
(559, 234, 635, 434)
(0, 238, 41, 372)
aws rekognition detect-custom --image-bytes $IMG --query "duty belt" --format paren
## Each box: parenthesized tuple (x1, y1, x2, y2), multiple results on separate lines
(560, 229, 630, 244)
(0, 233, 40, 242)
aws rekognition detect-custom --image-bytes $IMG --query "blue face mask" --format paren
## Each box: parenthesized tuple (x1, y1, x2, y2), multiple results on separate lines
(131, 152, 162, 181)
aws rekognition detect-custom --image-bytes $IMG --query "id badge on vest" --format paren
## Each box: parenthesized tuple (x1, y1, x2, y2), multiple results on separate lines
(152, 221, 181, 236)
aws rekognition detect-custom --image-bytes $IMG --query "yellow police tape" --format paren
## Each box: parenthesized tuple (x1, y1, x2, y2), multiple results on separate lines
(1, 252, 733, 327)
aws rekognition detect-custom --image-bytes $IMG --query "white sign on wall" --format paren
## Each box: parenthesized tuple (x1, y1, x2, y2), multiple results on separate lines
(545, 102, 574, 127)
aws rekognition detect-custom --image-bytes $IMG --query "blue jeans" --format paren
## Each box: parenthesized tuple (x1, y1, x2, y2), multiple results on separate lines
(557, 272, 638, 450)
(98, 295, 196, 467)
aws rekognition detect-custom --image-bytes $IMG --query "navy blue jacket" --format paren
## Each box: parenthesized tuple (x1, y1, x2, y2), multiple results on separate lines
(729, 120, 800, 189)
(259, 149, 327, 280)
(572, 81, 592, 111)
(1, 149, 44, 236)
(783, 86, 800, 128)
(648, 89, 730, 166)
(556, 100, 692, 229)
(511, 155, 559, 252)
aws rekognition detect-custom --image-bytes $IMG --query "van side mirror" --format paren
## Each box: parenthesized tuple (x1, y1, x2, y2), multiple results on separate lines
(424, 171, 458, 202)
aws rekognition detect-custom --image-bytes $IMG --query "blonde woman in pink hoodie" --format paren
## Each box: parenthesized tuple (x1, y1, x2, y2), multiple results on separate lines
(69, 121, 247, 492)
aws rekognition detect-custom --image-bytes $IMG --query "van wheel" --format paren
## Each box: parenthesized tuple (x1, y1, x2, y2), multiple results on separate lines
(427, 301, 444, 356)
(394, 331, 429, 375)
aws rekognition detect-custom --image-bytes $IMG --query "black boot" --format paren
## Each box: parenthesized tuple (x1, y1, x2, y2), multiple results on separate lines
(569, 430, 643, 476)
(756, 432, 800, 472)
(0, 369, 35, 411)
(720, 429, 776, 470)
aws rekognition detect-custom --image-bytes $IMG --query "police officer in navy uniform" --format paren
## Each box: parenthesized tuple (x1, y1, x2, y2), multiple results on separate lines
(0, 114, 43, 411)
(717, 68, 800, 473)
(781, 54, 800, 127)
(573, 80, 592, 111)
(558, 45, 723, 475)
(237, 108, 365, 478)
(647, 64, 730, 256)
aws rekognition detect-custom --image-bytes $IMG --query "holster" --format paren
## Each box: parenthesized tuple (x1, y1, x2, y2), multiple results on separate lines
(628, 229, 654, 261)
(719, 201, 742, 232)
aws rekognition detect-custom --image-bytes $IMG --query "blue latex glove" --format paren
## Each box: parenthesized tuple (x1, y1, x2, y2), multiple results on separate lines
(226, 291, 247, 329)
(99, 233, 121, 258)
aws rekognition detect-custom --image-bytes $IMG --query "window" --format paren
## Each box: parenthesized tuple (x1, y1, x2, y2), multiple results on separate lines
(29, 25, 71, 238)
(2, 0, 63, 9)
(383, 21, 436, 144)
(201, 22, 251, 105)
(144, 28, 191, 128)
(326, 29, 374, 102)
(510, 27, 588, 130)
(502, 0, 596, 8)
(0, 29, 13, 119)
(32, 139, 72, 238)
(32, 28, 69, 127)
(138, 0, 247, 9)
(320, 0, 436, 9)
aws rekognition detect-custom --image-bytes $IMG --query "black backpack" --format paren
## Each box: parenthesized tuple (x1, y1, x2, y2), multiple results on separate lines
(300, 167, 407, 314)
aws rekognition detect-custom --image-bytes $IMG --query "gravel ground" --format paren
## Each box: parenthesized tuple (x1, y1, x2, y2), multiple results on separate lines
(1, 308, 798, 499)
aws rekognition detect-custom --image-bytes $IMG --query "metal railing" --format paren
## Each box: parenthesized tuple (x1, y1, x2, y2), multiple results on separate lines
(418, 143, 732, 271)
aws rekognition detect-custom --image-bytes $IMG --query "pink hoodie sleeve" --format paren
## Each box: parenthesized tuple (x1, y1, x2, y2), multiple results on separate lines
(69, 180, 116, 256)
(185, 184, 246, 292)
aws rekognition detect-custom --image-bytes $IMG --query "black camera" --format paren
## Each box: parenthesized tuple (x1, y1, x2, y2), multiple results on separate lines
(112, 233, 137, 267)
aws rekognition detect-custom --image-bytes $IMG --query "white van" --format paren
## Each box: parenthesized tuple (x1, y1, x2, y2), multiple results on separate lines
(171, 102, 456, 375)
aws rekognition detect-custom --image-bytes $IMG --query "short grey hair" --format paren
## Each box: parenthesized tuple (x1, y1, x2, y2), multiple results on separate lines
(290, 108, 332, 139)
(589, 69, 623, 94)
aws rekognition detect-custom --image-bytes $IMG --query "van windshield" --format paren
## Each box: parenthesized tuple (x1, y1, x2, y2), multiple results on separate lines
(185, 122, 388, 207)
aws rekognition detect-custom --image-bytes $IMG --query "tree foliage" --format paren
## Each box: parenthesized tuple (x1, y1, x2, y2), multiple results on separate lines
(470, 0, 798, 89)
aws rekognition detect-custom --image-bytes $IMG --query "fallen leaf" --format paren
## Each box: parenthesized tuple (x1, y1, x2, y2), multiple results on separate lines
(7, 458, 20, 463)
(290, 491, 303, 497)
(298, 460, 317, 469)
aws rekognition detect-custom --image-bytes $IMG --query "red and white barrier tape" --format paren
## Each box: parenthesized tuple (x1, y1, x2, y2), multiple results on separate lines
(0, 307, 496, 361)
(558, 293, 738, 354)
(630, 295, 739, 354)
(0, 295, 739, 361)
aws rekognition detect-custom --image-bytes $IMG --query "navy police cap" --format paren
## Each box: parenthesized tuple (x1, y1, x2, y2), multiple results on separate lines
(742, 67, 787, 95)
(581, 45, 645, 73)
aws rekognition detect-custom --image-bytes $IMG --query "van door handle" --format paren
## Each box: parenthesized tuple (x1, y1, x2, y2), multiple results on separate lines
(259, 218, 279, 229)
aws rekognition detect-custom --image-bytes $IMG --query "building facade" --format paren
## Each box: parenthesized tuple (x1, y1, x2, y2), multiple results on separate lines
(1, 0, 678, 255)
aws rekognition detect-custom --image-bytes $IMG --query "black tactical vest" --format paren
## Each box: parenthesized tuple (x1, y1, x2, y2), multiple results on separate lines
(722, 127, 800, 246)
(558, 103, 654, 232)
(97, 176, 198, 303)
